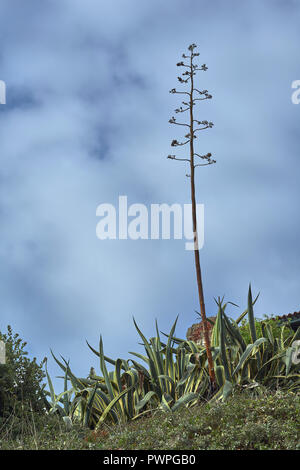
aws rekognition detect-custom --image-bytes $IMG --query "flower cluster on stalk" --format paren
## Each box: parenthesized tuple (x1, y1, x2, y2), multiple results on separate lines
(167, 43, 216, 170)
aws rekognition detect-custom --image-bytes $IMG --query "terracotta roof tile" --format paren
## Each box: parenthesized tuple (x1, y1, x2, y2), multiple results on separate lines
(275, 311, 300, 321)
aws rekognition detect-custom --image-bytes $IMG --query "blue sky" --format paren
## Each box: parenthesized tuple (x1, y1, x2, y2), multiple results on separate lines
(1, 0, 300, 392)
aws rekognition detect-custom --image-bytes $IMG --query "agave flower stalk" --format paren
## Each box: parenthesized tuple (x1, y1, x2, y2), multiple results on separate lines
(168, 43, 216, 387)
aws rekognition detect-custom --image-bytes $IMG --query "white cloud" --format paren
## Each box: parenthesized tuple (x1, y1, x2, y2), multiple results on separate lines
(0, 0, 300, 389)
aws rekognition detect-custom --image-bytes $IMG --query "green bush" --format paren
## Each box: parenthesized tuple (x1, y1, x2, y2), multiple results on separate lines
(0, 325, 48, 421)
(239, 315, 292, 344)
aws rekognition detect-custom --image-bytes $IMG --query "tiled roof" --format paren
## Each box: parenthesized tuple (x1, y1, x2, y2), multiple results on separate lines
(275, 311, 300, 331)
(275, 311, 300, 321)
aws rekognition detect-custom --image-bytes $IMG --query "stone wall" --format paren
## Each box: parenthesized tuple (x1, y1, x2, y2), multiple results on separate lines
(186, 316, 216, 346)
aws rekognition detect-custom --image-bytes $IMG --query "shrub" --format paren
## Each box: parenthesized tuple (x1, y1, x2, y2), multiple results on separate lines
(239, 315, 292, 344)
(0, 325, 48, 420)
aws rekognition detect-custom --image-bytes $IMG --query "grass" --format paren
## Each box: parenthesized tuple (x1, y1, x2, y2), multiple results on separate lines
(0, 389, 299, 450)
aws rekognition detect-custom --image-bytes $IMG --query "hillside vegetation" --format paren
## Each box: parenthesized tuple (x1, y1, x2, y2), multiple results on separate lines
(0, 287, 299, 450)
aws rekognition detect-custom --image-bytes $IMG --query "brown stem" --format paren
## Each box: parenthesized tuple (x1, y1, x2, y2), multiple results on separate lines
(189, 53, 216, 389)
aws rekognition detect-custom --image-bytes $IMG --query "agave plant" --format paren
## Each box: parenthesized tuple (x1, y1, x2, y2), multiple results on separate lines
(45, 286, 300, 429)
(43, 358, 75, 430)
(127, 317, 209, 413)
(164, 286, 300, 401)
(87, 317, 209, 427)
(47, 317, 212, 429)
(208, 286, 300, 400)
(49, 349, 131, 429)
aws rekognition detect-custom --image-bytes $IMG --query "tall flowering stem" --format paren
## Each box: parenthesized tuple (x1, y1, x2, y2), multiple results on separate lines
(168, 44, 216, 388)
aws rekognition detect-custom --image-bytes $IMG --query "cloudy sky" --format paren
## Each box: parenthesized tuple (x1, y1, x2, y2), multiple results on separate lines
(1, 0, 300, 391)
